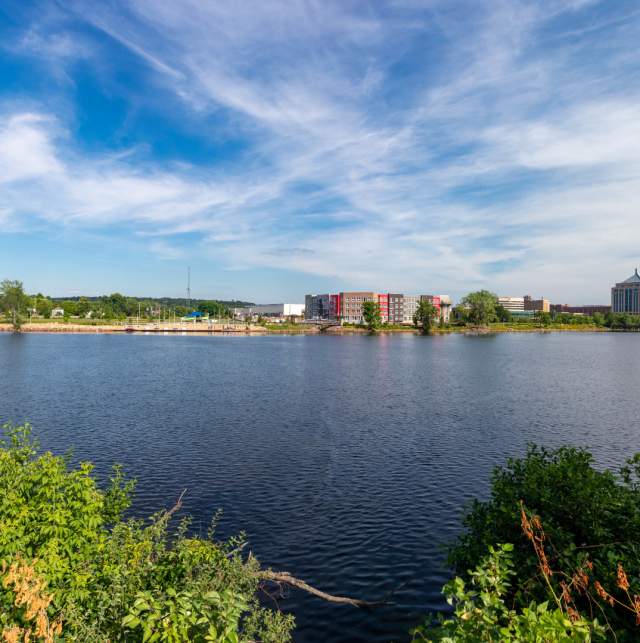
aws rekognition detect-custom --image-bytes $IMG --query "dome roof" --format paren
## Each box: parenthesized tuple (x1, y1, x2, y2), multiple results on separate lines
(622, 268, 640, 284)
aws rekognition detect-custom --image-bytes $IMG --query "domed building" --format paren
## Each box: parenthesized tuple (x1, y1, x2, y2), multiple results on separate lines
(612, 268, 640, 314)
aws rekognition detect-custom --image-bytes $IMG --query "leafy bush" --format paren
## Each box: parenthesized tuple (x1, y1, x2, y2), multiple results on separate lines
(448, 445, 640, 638)
(0, 422, 293, 641)
(411, 544, 604, 641)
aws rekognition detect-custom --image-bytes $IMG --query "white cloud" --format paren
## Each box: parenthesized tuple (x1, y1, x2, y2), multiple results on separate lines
(0, 114, 63, 183)
(2, 0, 640, 301)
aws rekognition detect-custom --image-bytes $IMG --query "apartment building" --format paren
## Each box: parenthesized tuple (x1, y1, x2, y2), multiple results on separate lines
(388, 293, 404, 324)
(340, 292, 378, 323)
(402, 295, 420, 324)
(305, 291, 452, 324)
(378, 293, 389, 323)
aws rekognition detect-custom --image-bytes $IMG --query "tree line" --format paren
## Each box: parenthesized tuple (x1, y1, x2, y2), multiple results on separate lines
(0, 280, 241, 330)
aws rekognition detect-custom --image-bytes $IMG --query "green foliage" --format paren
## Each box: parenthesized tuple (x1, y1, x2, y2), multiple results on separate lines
(412, 544, 604, 641)
(495, 305, 512, 323)
(460, 290, 497, 327)
(362, 300, 382, 330)
(534, 311, 552, 327)
(198, 301, 230, 318)
(0, 422, 294, 642)
(604, 312, 640, 330)
(32, 294, 54, 319)
(413, 300, 439, 333)
(448, 445, 640, 638)
(0, 280, 30, 331)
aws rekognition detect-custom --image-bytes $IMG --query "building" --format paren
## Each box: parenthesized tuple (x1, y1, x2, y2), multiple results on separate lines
(387, 293, 404, 324)
(51, 307, 65, 318)
(498, 296, 525, 312)
(339, 292, 377, 323)
(524, 295, 550, 312)
(240, 303, 305, 319)
(305, 290, 451, 325)
(329, 294, 341, 320)
(612, 268, 640, 314)
(377, 293, 389, 324)
(551, 304, 611, 315)
(439, 295, 452, 322)
(402, 295, 420, 324)
(305, 294, 331, 320)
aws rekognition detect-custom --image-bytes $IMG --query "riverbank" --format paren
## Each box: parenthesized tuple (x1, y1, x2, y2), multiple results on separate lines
(0, 321, 616, 334)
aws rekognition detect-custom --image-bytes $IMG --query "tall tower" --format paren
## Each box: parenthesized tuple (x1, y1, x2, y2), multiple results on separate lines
(186, 266, 191, 311)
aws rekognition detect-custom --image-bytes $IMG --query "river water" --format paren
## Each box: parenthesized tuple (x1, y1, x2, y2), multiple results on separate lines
(1, 332, 639, 642)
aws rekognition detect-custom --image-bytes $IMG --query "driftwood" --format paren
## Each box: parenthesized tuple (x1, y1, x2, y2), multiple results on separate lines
(257, 570, 391, 608)
(162, 491, 391, 608)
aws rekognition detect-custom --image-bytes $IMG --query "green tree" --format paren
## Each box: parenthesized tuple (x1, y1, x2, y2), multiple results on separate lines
(495, 304, 512, 323)
(0, 280, 30, 331)
(460, 290, 498, 327)
(61, 300, 78, 317)
(413, 300, 439, 334)
(0, 422, 294, 641)
(75, 297, 91, 318)
(36, 297, 53, 319)
(361, 300, 381, 330)
(102, 293, 130, 319)
(534, 311, 551, 327)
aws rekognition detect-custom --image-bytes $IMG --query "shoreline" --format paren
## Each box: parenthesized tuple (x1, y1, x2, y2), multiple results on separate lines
(0, 322, 618, 335)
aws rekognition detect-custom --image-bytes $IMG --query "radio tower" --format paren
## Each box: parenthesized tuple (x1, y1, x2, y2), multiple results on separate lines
(186, 266, 191, 311)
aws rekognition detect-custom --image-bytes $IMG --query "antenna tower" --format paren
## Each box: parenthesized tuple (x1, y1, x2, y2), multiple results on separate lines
(186, 266, 191, 311)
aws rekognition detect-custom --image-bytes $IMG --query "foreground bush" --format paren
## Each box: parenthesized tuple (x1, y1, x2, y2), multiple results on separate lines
(412, 543, 605, 641)
(0, 422, 293, 642)
(446, 445, 640, 640)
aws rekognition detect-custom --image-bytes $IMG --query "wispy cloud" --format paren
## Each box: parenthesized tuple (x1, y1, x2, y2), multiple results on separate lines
(1, 0, 640, 301)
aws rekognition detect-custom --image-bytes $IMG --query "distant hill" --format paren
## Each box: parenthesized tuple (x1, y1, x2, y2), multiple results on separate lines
(51, 296, 255, 307)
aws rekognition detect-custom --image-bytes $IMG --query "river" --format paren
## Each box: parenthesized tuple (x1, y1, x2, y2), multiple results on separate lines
(1, 332, 639, 642)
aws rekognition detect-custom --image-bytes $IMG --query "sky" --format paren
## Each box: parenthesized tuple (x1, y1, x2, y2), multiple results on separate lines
(0, 0, 639, 304)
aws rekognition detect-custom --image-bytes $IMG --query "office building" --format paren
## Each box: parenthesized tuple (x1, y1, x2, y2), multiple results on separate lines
(498, 296, 525, 312)
(242, 303, 305, 318)
(612, 268, 640, 314)
(524, 295, 550, 312)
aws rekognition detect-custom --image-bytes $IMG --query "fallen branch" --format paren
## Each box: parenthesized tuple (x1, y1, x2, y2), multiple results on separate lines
(158, 489, 187, 526)
(257, 570, 392, 608)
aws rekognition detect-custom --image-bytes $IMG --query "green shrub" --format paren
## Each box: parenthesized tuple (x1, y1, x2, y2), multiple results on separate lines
(448, 445, 640, 639)
(0, 422, 293, 641)
(412, 543, 605, 641)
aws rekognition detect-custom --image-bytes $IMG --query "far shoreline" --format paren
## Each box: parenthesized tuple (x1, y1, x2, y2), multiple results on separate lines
(0, 321, 623, 335)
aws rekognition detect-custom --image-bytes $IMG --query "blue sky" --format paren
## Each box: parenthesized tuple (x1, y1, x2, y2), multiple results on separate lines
(1, 0, 639, 303)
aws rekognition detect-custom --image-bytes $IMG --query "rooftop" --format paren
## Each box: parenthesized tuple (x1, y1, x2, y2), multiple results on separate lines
(621, 268, 640, 284)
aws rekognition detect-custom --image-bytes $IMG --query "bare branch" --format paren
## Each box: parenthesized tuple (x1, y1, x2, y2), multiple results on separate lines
(163, 488, 187, 522)
(257, 571, 393, 608)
